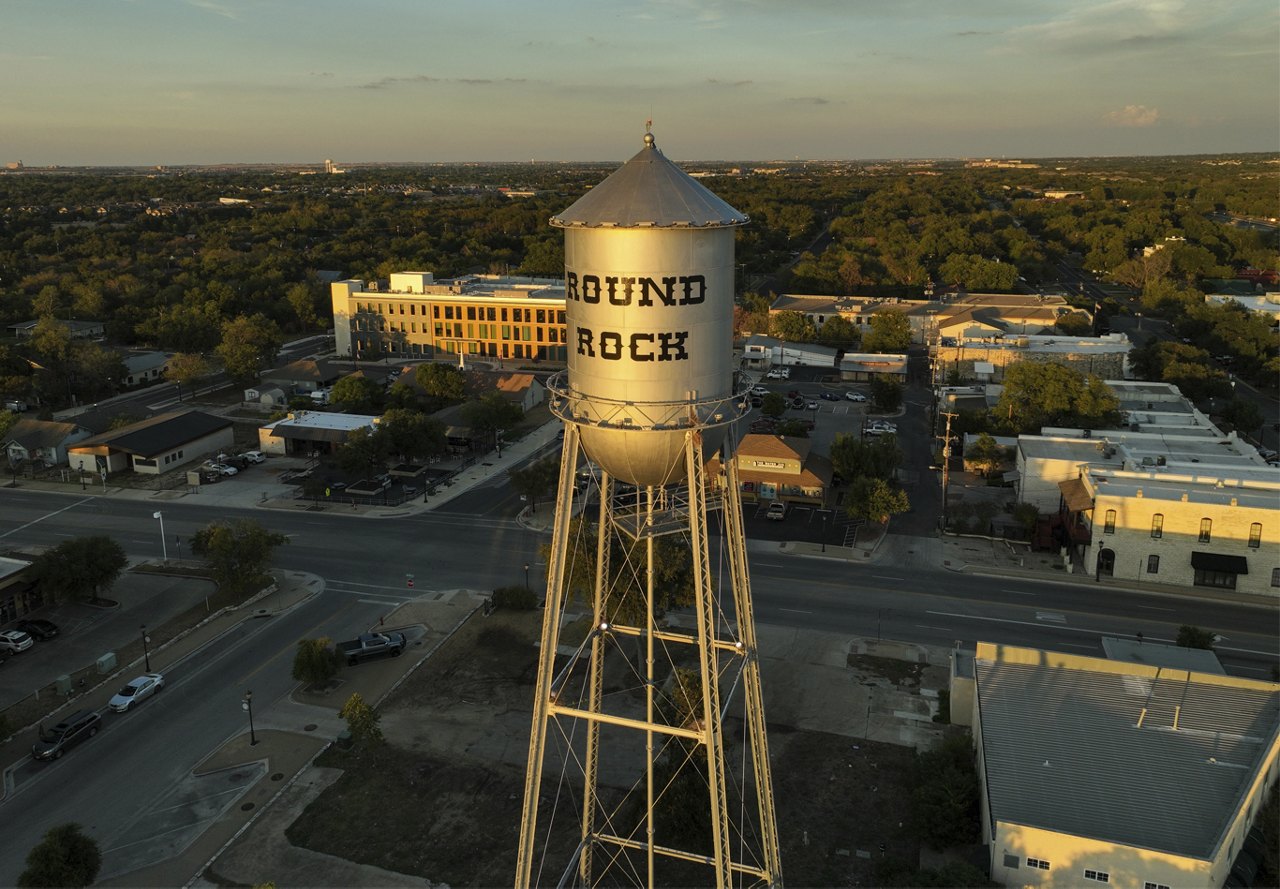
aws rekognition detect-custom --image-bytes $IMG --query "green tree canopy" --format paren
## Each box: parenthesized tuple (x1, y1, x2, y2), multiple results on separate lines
(508, 454, 559, 514)
(292, 638, 339, 688)
(19, 823, 101, 888)
(829, 433, 902, 482)
(844, 477, 910, 525)
(817, 315, 858, 348)
(461, 392, 523, 448)
(415, 363, 466, 400)
(190, 519, 287, 600)
(29, 536, 128, 604)
(336, 425, 390, 476)
(379, 408, 445, 462)
(911, 733, 980, 849)
(870, 377, 902, 412)
(340, 691, 384, 747)
(216, 313, 283, 387)
(862, 311, 912, 353)
(166, 352, 214, 393)
(1220, 398, 1265, 437)
(994, 362, 1122, 434)
(328, 374, 382, 413)
(964, 432, 1009, 477)
(761, 392, 787, 418)
(769, 311, 817, 343)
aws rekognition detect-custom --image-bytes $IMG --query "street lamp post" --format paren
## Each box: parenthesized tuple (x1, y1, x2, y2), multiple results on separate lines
(524, 563, 530, 591)
(140, 625, 151, 672)
(152, 510, 167, 563)
(242, 690, 258, 745)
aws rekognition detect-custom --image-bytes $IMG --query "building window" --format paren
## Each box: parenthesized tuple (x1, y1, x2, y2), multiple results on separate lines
(1271, 567, 1279, 588)
(1144, 883, 1170, 889)
(1199, 518, 1212, 543)
(1150, 514, 1163, 538)
(1084, 870, 1109, 883)
(1103, 510, 1116, 534)
(1027, 858, 1050, 871)
(1146, 555, 1159, 574)
(467, 306, 476, 320)
(487, 307, 496, 321)
(433, 306, 440, 318)
(1249, 523, 1261, 548)
(1194, 569, 1236, 590)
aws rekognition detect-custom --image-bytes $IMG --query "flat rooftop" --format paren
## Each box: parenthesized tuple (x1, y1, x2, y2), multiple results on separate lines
(264, 411, 378, 432)
(976, 642, 1279, 859)
(1088, 471, 1280, 509)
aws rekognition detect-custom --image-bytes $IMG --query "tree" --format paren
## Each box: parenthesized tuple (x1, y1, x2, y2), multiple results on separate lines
(460, 392, 523, 451)
(335, 425, 390, 476)
(190, 519, 288, 601)
(545, 516, 695, 623)
(216, 314, 283, 387)
(845, 477, 910, 525)
(285, 281, 320, 330)
(339, 692, 384, 746)
(761, 392, 786, 419)
(379, 408, 445, 462)
(911, 733, 980, 849)
(769, 311, 817, 343)
(870, 377, 902, 412)
(965, 432, 1007, 477)
(817, 314, 858, 348)
(829, 433, 902, 482)
(1054, 312, 1093, 336)
(1176, 625, 1216, 651)
(415, 363, 466, 400)
(1220, 398, 1264, 437)
(994, 362, 1121, 433)
(862, 311, 912, 353)
(292, 638, 339, 688)
(328, 374, 382, 413)
(166, 352, 213, 396)
(508, 454, 559, 513)
(19, 822, 101, 888)
(29, 536, 127, 604)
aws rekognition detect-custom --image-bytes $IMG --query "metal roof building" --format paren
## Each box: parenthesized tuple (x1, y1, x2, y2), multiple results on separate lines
(967, 642, 1279, 889)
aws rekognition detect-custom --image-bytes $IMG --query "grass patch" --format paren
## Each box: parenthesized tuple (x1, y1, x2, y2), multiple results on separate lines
(848, 653, 925, 687)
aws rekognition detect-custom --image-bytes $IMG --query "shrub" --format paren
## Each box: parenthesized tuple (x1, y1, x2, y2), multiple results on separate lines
(492, 585, 538, 610)
(292, 638, 339, 688)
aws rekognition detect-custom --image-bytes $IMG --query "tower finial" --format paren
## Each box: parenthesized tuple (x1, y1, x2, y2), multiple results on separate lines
(643, 119, 655, 148)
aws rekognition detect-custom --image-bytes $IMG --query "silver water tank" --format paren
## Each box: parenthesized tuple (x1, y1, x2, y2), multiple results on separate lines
(550, 130, 748, 486)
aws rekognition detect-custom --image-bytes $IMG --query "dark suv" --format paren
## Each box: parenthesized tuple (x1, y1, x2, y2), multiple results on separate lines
(32, 710, 101, 761)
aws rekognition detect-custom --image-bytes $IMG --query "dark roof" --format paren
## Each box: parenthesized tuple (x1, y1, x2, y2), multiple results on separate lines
(70, 410, 231, 458)
(5, 419, 83, 451)
(263, 358, 342, 384)
(550, 130, 747, 229)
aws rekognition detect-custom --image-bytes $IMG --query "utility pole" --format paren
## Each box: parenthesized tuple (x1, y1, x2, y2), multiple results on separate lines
(939, 410, 958, 531)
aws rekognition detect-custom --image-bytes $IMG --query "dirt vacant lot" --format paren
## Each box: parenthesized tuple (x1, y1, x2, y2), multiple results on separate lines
(286, 610, 924, 887)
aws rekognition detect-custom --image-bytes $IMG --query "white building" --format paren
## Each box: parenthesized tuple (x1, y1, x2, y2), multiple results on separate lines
(955, 642, 1279, 889)
(257, 410, 378, 457)
(1205, 292, 1280, 320)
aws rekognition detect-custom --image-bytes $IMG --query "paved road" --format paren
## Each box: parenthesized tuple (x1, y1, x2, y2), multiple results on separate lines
(0, 587, 384, 885)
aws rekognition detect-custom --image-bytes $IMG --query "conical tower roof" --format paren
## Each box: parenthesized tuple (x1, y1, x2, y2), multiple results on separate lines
(550, 130, 748, 229)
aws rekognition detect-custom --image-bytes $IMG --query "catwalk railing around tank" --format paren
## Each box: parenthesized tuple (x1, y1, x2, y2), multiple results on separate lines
(545, 369, 752, 433)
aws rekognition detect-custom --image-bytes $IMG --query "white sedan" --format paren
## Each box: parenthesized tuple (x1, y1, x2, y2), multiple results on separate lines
(845, 391, 867, 402)
(109, 672, 165, 712)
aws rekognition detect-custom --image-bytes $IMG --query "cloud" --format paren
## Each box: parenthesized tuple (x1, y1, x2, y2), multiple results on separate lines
(184, 0, 238, 20)
(955, 29, 997, 37)
(1104, 104, 1159, 126)
(359, 75, 528, 90)
(706, 78, 753, 87)
(789, 96, 831, 105)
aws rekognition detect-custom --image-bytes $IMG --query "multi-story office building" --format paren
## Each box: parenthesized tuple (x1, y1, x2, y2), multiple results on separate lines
(330, 271, 567, 365)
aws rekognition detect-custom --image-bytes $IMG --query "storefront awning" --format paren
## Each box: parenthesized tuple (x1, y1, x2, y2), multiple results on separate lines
(1190, 552, 1249, 575)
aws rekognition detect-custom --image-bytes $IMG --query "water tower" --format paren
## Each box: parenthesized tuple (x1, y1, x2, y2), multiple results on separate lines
(516, 128, 782, 888)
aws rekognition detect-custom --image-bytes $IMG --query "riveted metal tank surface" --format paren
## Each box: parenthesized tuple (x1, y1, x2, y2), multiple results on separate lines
(550, 131, 748, 486)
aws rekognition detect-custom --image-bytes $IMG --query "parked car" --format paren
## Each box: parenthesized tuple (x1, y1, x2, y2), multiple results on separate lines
(751, 386, 768, 397)
(239, 450, 266, 464)
(15, 619, 59, 641)
(845, 391, 867, 402)
(0, 630, 34, 653)
(401, 484, 419, 497)
(338, 632, 407, 666)
(374, 473, 392, 489)
(790, 397, 805, 410)
(750, 397, 763, 408)
(109, 672, 165, 712)
(209, 463, 238, 476)
(820, 392, 841, 401)
(765, 369, 785, 380)
(32, 710, 101, 761)
(3, 398, 28, 412)
(806, 400, 819, 410)
(766, 501, 787, 521)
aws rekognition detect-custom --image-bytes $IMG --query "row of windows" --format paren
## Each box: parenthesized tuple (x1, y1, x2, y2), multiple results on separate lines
(162, 449, 185, 465)
(434, 323, 560, 343)
(1006, 856, 1116, 884)
(1104, 511, 1264, 548)
(355, 301, 567, 327)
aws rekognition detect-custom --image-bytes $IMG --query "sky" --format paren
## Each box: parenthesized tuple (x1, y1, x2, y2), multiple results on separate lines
(4, 0, 1278, 165)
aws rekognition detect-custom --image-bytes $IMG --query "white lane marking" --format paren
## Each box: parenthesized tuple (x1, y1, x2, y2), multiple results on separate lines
(777, 608, 813, 614)
(358, 597, 410, 605)
(915, 625, 955, 632)
(1128, 604, 1175, 612)
(1000, 588, 1037, 597)
(872, 575, 903, 582)
(0, 496, 96, 539)
(1035, 611, 1067, 624)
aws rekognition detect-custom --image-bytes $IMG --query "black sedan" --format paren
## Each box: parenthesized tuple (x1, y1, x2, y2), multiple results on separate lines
(15, 619, 59, 641)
